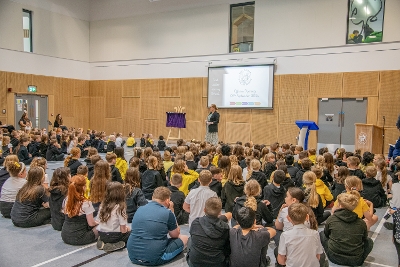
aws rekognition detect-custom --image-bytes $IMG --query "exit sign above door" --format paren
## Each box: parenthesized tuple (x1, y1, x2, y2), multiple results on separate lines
(28, 85, 37, 93)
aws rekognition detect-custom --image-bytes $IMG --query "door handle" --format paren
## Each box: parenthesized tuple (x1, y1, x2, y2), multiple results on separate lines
(341, 112, 345, 127)
(338, 112, 341, 127)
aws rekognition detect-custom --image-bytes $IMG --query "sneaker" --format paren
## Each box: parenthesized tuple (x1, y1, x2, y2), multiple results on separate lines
(103, 241, 125, 253)
(97, 237, 104, 250)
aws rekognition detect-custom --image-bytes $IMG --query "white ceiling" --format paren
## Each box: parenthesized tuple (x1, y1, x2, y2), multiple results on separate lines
(8, 0, 247, 21)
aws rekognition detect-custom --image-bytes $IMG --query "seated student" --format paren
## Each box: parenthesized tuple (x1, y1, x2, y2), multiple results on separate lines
(171, 159, 199, 196)
(11, 167, 51, 228)
(294, 157, 312, 187)
(127, 186, 189, 266)
(88, 154, 101, 180)
(115, 132, 124, 148)
(84, 147, 98, 166)
(0, 155, 19, 192)
(359, 151, 375, 173)
(2, 136, 13, 160)
(277, 203, 324, 267)
(312, 166, 333, 208)
(97, 134, 107, 153)
(195, 156, 210, 174)
(90, 160, 111, 216)
(308, 148, 317, 165)
(0, 162, 27, 218)
(184, 170, 217, 226)
(168, 174, 189, 225)
(293, 147, 304, 168)
(187, 197, 232, 267)
(361, 166, 386, 208)
(185, 151, 197, 171)
(334, 148, 346, 167)
(332, 176, 378, 230)
(347, 156, 365, 179)
(320, 193, 373, 266)
(15, 137, 33, 165)
(303, 171, 331, 225)
(46, 138, 64, 161)
(278, 165, 295, 190)
(77, 165, 90, 199)
(285, 154, 299, 181)
(76, 136, 89, 158)
(140, 133, 146, 148)
(234, 179, 274, 226)
(229, 205, 276, 267)
(62, 175, 99, 245)
(146, 134, 154, 148)
(263, 170, 286, 218)
(115, 147, 128, 180)
(262, 153, 276, 182)
(64, 147, 82, 176)
(209, 166, 223, 197)
(157, 135, 166, 151)
(163, 151, 174, 174)
(222, 165, 245, 213)
(49, 167, 70, 231)
(105, 152, 123, 183)
(126, 132, 136, 148)
(332, 166, 348, 200)
(141, 156, 163, 199)
(96, 182, 131, 252)
(375, 158, 393, 194)
(124, 168, 148, 223)
(247, 159, 267, 193)
(28, 134, 41, 158)
(106, 135, 116, 153)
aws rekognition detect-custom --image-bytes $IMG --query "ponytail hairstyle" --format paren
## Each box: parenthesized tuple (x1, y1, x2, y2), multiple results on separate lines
(323, 152, 334, 174)
(375, 158, 388, 187)
(229, 155, 238, 166)
(302, 171, 320, 208)
(90, 160, 110, 203)
(124, 167, 141, 194)
(219, 156, 231, 181)
(16, 167, 45, 202)
(3, 155, 19, 168)
(86, 147, 98, 159)
(315, 155, 325, 168)
(99, 182, 127, 223)
(311, 166, 323, 179)
(336, 148, 345, 160)
(64, 147, 81, 167)
(227, 165, 244, 185)
(152, 151, 164, 170)
(244, 180, 261, 211)
(114, 147, 126, 161)
(246, 159, 261, 181)
(147, 156, 158, 170)
(30, 157, 47, 171)
(14, 136, 29, 155)
(361, 151, 374, 166)
(143, 147, 153, 163)
(6, 161, 25, 177)
(65, 175, 86, 218)
(336, 166, 349, 184)
(344, 176, 362, 198)
(49, 167, 71, 196)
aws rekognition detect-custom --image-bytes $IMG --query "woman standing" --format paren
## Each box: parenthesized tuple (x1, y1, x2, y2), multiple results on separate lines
(205, 104, 220, 145)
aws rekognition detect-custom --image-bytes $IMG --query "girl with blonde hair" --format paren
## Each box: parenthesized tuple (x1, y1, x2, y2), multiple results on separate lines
(221, 165, 245, 213)
(171, 159, 199, 196)
(303, 171, 330, 224)
(246, 159, 267, 191)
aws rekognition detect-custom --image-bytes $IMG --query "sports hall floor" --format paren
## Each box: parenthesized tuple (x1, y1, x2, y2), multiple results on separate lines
(0, 148, 397, 267)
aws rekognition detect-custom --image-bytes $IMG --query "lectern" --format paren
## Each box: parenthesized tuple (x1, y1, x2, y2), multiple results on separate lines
(354, 124, 383, 155)
(295, 121, 319, 150)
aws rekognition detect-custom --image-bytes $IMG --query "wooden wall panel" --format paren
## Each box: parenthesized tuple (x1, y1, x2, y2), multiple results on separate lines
(61, 79, 75, 117)
(48, 95, 54, 124)
(202, 77, 208, 97)
(181, 121, 203, 141)
(0, 71, 6, 111)
(141, 119, 159, 136)
(89, 98, 105, 131)
(378, 71, 400, 127)
(180, 78, 203, 121)
(122, 118, 140, 137)
(367, 97, 379, 125)
(251, 110, 277, 145)
(32, 75, 54, 95)
(141, 99, 158, 119)
(89, 81, 106, 97)
(226, 109, 251, 123)
(310, 73, 342, 97)
(308, 97, 319, 149)
(6, 72, 32, 93)
(53, 78, 63, 117)
(159, 79, 180, 97)
(104, 118, 122, 134)
(122, 98, 141, 135)
(343, 71, 379, 97)
(279, 96, 309, 124)
(279, 74, 310, 96)
(226, 122, 251, 144)
(123, 80, 140, 97)
(140, 80, 159, 120)
(216, 109, 226, 143)
(74, 97, 90, 130)
(278, 124, 299, 145)
(140, 79, 159, 99)
(105, 80, 122, 118)
(74, 80, 89, 97)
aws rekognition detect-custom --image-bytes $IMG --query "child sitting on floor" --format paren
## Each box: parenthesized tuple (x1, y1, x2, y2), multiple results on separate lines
(168, 174, 189, 225)
(361, 166, 386, 208)
(106, 152, 123, 183)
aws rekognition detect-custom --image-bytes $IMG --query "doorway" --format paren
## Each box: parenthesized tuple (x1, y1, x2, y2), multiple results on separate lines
(14, 94, 48, 130)
(317, 98, 367, 153)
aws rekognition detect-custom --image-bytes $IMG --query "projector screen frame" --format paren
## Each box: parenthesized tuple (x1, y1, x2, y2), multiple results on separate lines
(207, 63, 275, 110)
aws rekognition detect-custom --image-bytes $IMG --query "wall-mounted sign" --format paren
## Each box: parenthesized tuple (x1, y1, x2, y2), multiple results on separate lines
(28, 85, 37, 93)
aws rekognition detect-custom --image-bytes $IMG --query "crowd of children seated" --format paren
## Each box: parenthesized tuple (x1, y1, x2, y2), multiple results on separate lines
(1, 125, 400, 266)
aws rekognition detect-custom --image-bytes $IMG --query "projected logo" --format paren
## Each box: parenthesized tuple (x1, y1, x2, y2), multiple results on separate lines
(238, 69, 252, 86)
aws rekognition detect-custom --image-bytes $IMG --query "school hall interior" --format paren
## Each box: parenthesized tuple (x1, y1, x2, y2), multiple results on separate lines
(1, 0, 400, 266)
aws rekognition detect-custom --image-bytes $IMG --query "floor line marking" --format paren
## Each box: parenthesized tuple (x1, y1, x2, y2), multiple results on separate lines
(30, 243, 96, 267)
(364, 260, 395, 267)
(371, 209, 388, 242)
(71, 252, 110, 267)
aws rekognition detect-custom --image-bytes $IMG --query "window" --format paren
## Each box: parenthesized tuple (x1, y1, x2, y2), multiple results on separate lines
(22, 9, 32, 52)
(346, 0, 385, 44)
(230, 2, 255, 53)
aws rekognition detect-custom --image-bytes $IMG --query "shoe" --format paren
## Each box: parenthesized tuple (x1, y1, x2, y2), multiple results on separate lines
(97, 237, 104, 250)
(384, 222, 394, 230)
(103, 241, 125, 253)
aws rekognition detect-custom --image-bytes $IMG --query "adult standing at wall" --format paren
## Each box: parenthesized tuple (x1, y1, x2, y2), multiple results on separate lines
(205, 104, 220, 145)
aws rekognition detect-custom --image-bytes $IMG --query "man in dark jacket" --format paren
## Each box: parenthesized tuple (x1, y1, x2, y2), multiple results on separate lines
(187, 197, 231, 267)
(264, 170, 286, 218)
(320, 193, 373, 266)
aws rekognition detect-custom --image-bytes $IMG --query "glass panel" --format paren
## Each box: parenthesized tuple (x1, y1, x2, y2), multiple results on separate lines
(347, 0, 385, 44)
(230, 2, 255, 53)
(22, 9, 32, 52)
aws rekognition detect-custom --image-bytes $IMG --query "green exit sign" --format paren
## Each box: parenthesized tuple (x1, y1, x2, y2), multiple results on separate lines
(28, 85, 37, 93)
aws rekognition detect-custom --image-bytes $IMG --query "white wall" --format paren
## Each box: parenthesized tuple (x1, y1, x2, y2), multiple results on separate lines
(0, 0, 90, 62)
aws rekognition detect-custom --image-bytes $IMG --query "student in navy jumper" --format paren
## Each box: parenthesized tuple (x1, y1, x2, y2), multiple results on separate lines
(15, 137, 33, 165)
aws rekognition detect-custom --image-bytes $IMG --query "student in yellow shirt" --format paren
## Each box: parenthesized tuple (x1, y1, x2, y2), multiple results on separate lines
(77, 165, 90, 199)
(126, 132, 136, 148)
(115, 147, 128, 180)
(308, 148, 317, 165)
(332, 176, 378, 230)
(312, 166, 333, 207)
(171, 159, 199, 196)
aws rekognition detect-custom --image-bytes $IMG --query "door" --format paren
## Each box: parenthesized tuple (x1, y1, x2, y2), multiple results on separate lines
(15, 94, 48, 130)
(317, 98, 367, 153)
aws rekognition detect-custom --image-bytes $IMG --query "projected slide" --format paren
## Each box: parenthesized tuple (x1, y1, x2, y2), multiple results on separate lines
(208, 65, 274, 109)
